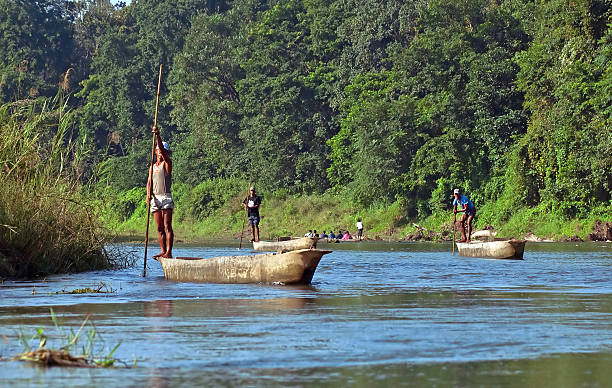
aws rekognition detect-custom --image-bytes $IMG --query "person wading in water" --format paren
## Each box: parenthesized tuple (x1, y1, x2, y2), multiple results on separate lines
(147, 126, 174, 258)
(452, 188, 476, 243)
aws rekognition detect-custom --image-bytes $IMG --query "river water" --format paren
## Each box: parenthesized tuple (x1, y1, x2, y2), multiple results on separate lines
(0, 242, 611, 386)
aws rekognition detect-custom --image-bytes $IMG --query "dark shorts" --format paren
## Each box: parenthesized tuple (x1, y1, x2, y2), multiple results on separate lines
(248, 215, 259, 226)
(357, 229, 363, 237)
(466, 207, 476, 217)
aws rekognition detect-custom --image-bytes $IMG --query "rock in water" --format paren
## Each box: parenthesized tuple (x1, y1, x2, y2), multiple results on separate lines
(588, 221, 612, 241)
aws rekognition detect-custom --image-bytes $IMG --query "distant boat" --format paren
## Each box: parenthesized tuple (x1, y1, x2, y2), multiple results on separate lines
(456, 239, 526, 260)
(157, 249, 332, 284)
(253, 237, 318, 252)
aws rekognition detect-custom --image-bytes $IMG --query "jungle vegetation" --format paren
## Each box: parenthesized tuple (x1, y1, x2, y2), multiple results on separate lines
(1, 0, 610, 243)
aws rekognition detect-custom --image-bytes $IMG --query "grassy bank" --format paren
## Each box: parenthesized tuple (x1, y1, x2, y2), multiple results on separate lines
(107, 178, 612, 243)
(0, 100, 128, 279)
(105, 181, 412, 241)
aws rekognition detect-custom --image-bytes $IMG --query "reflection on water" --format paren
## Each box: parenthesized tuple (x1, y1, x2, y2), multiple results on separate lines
(144, 300, 173, 318)
(0, 242, 610, 386)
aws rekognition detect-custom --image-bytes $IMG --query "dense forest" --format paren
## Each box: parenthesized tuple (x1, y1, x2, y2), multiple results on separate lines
(1, 0, 610, 240)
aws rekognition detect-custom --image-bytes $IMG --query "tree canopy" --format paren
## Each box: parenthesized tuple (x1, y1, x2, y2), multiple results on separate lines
(1, 0, 609, 221)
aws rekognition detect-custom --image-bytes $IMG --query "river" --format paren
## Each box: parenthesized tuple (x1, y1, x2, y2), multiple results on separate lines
(1, 242, 611, 386)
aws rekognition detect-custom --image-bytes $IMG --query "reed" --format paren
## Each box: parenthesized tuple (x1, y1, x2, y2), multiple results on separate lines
(0, 97, 130, 278)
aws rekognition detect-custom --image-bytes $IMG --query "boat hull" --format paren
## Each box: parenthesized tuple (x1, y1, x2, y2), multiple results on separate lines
(252, 237, 318, 253)
(158, 249, 332, 284)
(456, 239, 526, 259)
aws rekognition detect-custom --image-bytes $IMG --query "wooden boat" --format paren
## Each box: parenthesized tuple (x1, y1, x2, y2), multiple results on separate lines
(456, 239, 526, 260)
(252, 237, 318, 253)
(157, 249, 332, 284)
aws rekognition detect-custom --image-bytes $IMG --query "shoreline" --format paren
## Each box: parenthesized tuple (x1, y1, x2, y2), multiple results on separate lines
(110, 232, 611, 245)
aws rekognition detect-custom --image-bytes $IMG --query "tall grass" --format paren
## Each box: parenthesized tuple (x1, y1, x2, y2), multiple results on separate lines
(0, 97, 127, 278)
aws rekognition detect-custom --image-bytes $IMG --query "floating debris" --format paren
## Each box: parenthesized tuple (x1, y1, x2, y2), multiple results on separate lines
(56, 281, 116, 295)
(17, 349, 93, 367)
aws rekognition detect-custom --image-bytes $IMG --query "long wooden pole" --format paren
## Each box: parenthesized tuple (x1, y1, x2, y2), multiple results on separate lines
(239, 175, 252, 249)
(452, 212, 456, 256)
(143, 64, 163, 277)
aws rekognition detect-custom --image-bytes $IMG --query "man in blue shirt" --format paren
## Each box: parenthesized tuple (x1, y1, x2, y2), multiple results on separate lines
(453, 188, 476, 243)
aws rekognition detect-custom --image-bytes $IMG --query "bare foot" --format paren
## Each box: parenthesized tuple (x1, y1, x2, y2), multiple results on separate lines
(162, 253, 173, 258)
(458, 239, 467, 243)
(153, 252, 164, 258)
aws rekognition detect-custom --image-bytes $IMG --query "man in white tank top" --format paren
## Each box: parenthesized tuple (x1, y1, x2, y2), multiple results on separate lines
(147, 126, 174, 258)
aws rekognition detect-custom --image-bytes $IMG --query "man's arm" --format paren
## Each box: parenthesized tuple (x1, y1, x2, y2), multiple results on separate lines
(153, 126, 172, 174)
(454, 204, 465, 213)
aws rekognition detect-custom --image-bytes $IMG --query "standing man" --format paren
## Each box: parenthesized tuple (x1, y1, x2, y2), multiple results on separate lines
(356, 219, 364, 241)
(452, 188, 476, 243)
(243, 187, 261, 242)
(147, 126, 174, 258)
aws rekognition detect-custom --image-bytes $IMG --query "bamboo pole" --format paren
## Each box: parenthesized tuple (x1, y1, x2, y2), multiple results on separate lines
(143, 64, 163, 277)
(239, 175, 252, 249)
(452, 212, 456, 256)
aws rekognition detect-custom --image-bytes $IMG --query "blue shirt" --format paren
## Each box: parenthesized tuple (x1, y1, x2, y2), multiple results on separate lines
(453, 195, 474, 210)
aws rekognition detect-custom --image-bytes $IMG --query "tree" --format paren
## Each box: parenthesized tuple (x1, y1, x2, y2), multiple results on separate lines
(168, 2, 258, 185)
(77, 0, 217, 188)
(0, 0, 75, 102)
(514, 0, 611, 213)
(237, 0, 335, 192)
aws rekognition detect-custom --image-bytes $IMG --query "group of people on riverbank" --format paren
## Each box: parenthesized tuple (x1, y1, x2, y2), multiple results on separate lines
(304, 219, 364, 241)
(305, 230, 351, 240)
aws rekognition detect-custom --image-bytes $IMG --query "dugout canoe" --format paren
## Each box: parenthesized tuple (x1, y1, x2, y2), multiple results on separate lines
(157, 249, 332, 284)
(455, 239, 526, 260)
(252, 237, 318, 252)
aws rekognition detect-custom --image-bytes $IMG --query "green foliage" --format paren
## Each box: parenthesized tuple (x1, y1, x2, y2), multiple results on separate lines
(513, 0, 611, 210)
(168, 4, 252, 183)
(0, 98, 127, 278)
(236, 0, 336, 192)
(77, 0, 218, 189)
(328, 72, 418, 206)
(0, 0, 75, 102)
(179, 177, 246, 221)
(112, 187, 146, 222)
(2, 0, 610, 244)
